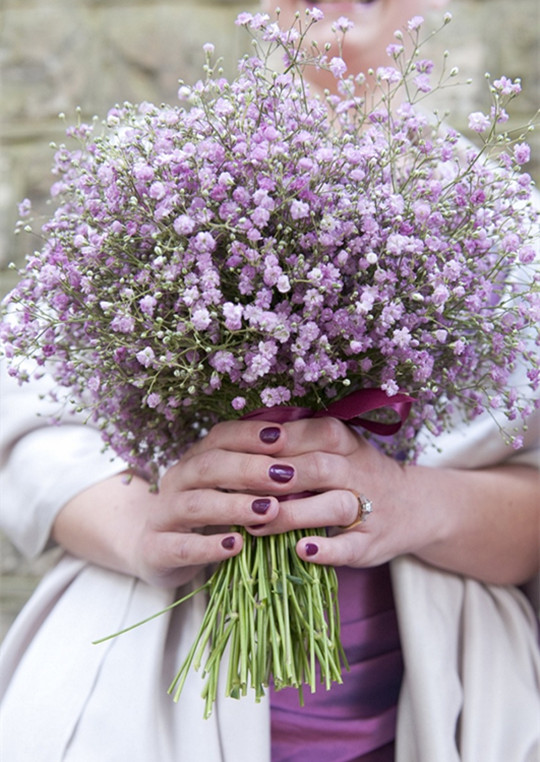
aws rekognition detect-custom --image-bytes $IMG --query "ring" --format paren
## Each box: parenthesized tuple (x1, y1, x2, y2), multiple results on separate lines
(342, 492, 373, 530)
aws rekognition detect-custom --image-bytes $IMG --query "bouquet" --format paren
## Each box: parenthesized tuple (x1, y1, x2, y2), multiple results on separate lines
(2, 11, 539, 717)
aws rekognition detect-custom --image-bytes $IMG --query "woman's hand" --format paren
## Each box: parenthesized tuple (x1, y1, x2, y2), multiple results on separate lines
(184, 416, 414, 568)
(51, 422, 281, 589)
(52, 416, 380, 588)
(186, 416, 540, 585)
(53, 415, 539, 588)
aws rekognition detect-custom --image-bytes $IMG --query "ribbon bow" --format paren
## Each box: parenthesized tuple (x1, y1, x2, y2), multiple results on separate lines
(243, 388, 414, 435)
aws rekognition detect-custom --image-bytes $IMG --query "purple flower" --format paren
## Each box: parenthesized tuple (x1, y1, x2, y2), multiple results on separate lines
(493, 76, 521, 96)
(261, 386, 292, 406)
(414, 74, 431, 93)
(518, 246, 535, 264)
(192, 308, 211, 330)
(174, 215, 196, 235)
(223, 302, 243, 330)
(432, 285, 450, 306)
(136, 347, 156, 367)
(110, 313, 135, 333)
(513, 143, 530, 165)
(377, 67, 401, 85)
(329, 57, 347, 78)
(2, 9, 537, 480)
(149, 181, 166, 200)
(88, 375, 101, 392)
(308, 7, 324, 22)
(386, 44, 403, 59)
(17, 198, 32, 219)
(289, 200, 310, 220)
(139, 295, 157, 316)
(468, 112, 491, 133)
(407, 16, 424, 31)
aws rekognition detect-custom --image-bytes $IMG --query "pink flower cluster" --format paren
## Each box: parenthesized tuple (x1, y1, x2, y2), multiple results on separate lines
(2, 11, 539, 477)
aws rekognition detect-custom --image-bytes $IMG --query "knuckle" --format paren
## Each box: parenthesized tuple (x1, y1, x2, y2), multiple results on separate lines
(183, 491, 205, 519)
(317, 416, 345, 451)
(343, 543, 360, 566)
(306, 450, 335, 485)
(238, 453, 261, 486)
(196, 448, 219, 480)
(171, 534, 194, 566)
(334, 491, 356, 526)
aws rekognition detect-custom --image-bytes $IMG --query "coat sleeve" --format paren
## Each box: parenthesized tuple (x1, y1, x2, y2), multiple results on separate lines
(0, 361, 126, 558)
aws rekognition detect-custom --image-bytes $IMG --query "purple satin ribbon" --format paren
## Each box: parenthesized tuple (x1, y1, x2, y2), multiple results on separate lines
(242, 388, 414, 436)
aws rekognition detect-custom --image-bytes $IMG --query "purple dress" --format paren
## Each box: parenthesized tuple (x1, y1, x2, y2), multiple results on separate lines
(270, 564, 403, 762)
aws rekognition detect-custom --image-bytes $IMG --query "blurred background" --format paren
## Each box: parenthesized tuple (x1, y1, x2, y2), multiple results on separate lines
(0, 0, 538, 637)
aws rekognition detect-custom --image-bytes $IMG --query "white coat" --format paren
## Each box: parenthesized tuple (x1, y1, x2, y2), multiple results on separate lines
(0, 362, 539, 761)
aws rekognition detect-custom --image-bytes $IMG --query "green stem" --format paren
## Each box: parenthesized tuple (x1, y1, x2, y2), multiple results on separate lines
(278, 534, 294, 682)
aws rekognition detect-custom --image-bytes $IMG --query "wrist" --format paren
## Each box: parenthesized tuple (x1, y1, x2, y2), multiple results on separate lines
(394, 463, 453, 557)
(53, 472, 152, 578)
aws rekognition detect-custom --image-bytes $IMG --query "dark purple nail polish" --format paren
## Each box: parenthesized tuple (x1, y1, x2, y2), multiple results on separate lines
(305, 542, 319, 557)
(259, 426, 281, 444)
(269, 464, 295, 483)
(221, 536, 235, 550)
(250, 524, 265, 530)
(252, 498, 271, 515)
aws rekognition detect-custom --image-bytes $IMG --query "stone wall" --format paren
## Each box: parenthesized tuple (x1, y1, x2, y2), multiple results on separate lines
(0, 0, 539, 635)
(1, 0, 539, 292)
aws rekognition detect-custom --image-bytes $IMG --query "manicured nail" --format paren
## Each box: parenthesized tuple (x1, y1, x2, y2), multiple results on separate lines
(252, 498, 271, 515)
(305, 542, 319, 557)
(259, 426, 281, 444)
(221, 536, 236, 550)
(269, 464, 295, 483)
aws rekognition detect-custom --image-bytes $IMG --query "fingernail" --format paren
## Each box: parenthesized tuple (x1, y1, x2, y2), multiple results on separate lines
(305, 542, 319, 557)
(221, 536, 235, 550)
(252, 498, 271, 515)
(269, 464, 295, 483)
(259, 426, 281, 444)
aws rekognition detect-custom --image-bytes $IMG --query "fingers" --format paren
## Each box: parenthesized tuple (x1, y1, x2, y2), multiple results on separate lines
(163, 449, 297, 498)
(151, 416, 388, 578)
(295, 528, 386, 569)
(160, 418, 374, 532)
(265, 416, 359, 457)
(152, 488, 281, 531)
(184, 416, 358, 461)
(166, 439, 363, 498)
(183, 420, 287, 460)
(246, 489, 361, 536)
(138, 527, 245, 589)
(153, 528, 244, 569)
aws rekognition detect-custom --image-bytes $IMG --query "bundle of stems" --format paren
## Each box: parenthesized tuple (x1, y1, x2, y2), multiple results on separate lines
(168, 527, 348, 718)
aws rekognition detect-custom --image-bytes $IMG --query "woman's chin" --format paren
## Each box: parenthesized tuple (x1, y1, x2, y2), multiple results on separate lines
(270, 0, 381, 36)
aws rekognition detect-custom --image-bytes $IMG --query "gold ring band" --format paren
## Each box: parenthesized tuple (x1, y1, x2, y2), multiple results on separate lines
(342, 491, 373, 530)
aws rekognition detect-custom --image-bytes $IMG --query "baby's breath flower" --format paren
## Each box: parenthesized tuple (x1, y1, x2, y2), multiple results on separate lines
(136, 347, 155, 367)
(514, 143, 531, 165)
(408, 16, 424, 31)
(468, 111, 491, 133)
(2, 9, 539, 717)
(329, 56, 347, 78)
(17, 198, 32, 219)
